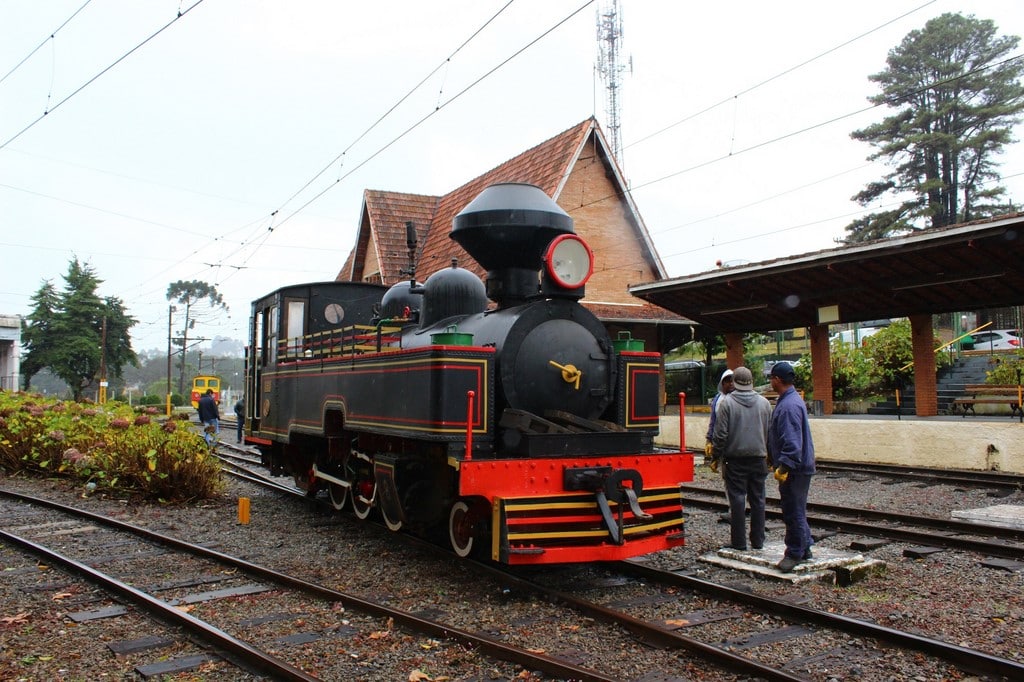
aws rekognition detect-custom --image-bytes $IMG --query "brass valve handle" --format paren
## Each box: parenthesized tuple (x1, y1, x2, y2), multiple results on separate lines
(549, 360, 582, 390)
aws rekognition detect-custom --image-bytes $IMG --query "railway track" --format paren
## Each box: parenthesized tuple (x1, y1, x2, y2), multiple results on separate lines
(681, 484, 1024, 561)
(211, 449, 1024, 681)
(814, 460, 1024, 490)
(0, 487, 619, 681)
(8, 439, 1019, 680)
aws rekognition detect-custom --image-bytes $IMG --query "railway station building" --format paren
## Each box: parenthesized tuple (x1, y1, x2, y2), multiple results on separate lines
(0, 314, 21, 391)
(335, 117, 694, 355)
(332, 117, 1024, 471)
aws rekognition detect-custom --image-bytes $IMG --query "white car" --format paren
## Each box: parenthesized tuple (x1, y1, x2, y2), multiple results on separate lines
(967, 329, 1021, 350)
(829, 327, 880, 346)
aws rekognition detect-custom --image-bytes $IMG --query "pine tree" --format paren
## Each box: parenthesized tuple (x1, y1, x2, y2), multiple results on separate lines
(166, 280, 228, 394)
(22, 259, 138, 400)
(21, 281, 60, 390)
(844, 13, 1024, 243)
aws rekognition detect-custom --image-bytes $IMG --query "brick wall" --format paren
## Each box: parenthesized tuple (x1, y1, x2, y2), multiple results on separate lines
(557, 152, 659, 305)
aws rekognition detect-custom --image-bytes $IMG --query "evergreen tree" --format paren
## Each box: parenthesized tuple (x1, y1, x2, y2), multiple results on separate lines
(21, 280, 60, 390)
(22, 258, 139, 400)
(102, 295, 139, 384)
(844, 13, 1024, 243)
(166, 280, 228, 394)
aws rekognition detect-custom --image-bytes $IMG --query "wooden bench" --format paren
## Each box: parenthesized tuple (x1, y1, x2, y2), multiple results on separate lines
(760, 389, 805, 405)
(951, 384, 1023, 418)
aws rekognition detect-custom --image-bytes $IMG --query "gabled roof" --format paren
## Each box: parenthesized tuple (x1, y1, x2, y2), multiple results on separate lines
(338, 191, 439, 282)
(414, 118, 596, 278)
(338, 117, 685, 325)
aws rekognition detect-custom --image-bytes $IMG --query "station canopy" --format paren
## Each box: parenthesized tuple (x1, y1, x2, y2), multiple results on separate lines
(630, 213, 1024, 334)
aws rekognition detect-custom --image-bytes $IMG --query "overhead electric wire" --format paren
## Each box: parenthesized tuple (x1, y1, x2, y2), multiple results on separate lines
(626, 0, 939, 151)
(204, 0, 596, 289)
(265, 0, 596, 237)
(175, 0, 527, 290)
(278, 0, 518, 211)
(0, 0, 207, 150)
(0, 0, 94, 86)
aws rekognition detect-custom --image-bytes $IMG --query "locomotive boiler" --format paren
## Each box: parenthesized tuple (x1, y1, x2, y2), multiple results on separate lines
(242, 182, 693, 564)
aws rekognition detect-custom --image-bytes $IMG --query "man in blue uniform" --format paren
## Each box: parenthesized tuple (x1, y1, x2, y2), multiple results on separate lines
(767, 361, 816, 572)
(197, 389, 220, 448)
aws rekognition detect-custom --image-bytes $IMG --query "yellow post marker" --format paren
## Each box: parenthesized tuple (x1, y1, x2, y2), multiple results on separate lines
(238, 497, 250, 525)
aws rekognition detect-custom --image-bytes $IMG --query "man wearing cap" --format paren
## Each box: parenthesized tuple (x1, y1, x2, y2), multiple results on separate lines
(711, 366, 771, 551)
(767, 361, 816, 572)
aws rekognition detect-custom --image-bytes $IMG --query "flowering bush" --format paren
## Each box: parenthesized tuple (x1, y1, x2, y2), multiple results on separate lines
(0, 392, 222, 502)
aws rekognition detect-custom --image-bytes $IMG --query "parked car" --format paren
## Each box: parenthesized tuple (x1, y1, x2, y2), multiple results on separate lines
(829, 327, 881, 346)
(964, 329, 1021, 351)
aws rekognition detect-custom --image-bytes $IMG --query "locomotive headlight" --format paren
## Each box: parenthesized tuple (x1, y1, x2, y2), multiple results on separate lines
(544, 234, 593, 289)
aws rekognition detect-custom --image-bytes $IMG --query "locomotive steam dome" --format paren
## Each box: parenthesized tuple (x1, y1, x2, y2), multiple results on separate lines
(452, 183, 574, 305)
(379, 280, 423, 321)
(418, 261, 488, 328)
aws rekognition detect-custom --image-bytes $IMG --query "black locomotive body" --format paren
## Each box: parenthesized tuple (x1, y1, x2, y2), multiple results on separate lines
(243, 183, 693, 564)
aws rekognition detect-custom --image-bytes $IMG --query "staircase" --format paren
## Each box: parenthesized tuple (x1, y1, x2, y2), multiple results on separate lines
(867, 355, 995, 415)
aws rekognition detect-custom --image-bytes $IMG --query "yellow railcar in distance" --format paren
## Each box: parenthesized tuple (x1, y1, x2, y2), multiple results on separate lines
(190, 375, 221, 408)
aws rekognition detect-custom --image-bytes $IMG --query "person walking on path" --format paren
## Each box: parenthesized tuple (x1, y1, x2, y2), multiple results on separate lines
(704, 368, 734, 471)
(767, 361, 817, 572)
(233, 397, 245, 443)
(197, 389, 220, 449)
(711, 366, 771, 551)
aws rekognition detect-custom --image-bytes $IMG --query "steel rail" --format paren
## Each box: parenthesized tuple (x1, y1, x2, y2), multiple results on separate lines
(471, 558, 809, 681)
(0, 528, 320, 682)
(617, 560, 1024, 680)
(0, 487, 616, 682)
(813, 461, 1024, 489)
(682, 484, 1024, 540)
(681, 488, 1024, 559)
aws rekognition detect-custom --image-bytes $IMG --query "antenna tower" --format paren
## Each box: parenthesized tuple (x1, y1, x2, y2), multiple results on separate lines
(596, 0, 628, 169)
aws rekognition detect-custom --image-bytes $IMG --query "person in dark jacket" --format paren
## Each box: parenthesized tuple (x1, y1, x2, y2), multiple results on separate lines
(711, 366, 771, 551)
(233, 398, 245, 443)
(767, 361, 816, 572)
(704, 368, 734, 470)
(197, 389, 220, 448)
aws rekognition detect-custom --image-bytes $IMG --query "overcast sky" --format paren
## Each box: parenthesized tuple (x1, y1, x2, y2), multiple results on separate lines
(3, 0, 1024, 353)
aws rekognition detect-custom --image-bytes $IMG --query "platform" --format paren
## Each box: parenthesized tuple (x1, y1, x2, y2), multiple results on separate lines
(663, 413, 1024, 474)
(952, 504, 1024, 530)
(699, 541, 886, 585)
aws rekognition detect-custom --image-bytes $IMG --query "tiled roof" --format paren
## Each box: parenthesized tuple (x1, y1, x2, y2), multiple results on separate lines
(338, 117, 687, 325)
(415, 118, 594, 279)
(582, 301, 690, 323)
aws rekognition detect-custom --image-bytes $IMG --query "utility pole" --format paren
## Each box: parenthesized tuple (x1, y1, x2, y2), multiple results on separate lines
(596, 0, 629, 171)
(98, 316, 108, 404)
(166, 305, 175, 416)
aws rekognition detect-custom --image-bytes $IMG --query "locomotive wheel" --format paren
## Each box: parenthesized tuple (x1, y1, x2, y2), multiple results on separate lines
(449, 501, 479, 558)
(352, 479, 374, 520)
(328, 483, 349, 511)
(380, 503, 403, 532)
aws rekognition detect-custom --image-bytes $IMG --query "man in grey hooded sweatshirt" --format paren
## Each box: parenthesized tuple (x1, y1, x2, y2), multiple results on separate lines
(711, 366, 772, 550)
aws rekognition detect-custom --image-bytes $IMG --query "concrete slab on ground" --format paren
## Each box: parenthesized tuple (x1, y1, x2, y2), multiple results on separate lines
(699, 541, 886, 585)
(951, 504, 1024, 530)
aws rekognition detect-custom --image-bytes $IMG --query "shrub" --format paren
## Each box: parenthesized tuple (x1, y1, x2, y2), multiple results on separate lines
(0, 392, 222, 502)
(986, 352, 1024, 385)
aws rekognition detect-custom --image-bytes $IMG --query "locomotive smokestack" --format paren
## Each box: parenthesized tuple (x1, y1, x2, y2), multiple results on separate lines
(452, 183, 574, 306)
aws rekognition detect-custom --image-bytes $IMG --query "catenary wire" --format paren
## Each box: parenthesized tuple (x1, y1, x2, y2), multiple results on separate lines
(0, 0, 94, 86)
(0, 0, 207, 150)
(625, 0, 939, 151)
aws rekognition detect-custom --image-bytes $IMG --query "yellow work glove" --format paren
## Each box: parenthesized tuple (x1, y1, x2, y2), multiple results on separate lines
(704, 441, 714, 457)
(709, 458, 720, 474)
(773, 466, 789, 483)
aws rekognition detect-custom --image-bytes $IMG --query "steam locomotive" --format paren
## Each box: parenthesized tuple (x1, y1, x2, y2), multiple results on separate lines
(242, 183, 692, 564)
